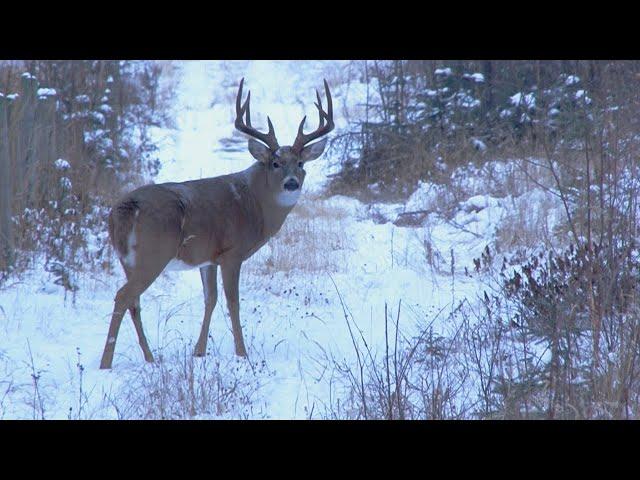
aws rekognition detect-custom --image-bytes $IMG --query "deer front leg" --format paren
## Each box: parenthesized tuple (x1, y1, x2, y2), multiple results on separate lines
(194, 264, 218, 357)
(221, 260, 247, 357)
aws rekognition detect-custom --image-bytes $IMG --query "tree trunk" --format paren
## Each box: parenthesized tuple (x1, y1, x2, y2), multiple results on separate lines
(0, 94, 13, 270)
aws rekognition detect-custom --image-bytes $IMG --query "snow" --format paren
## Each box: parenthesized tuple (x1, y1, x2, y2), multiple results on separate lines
(500, 109, 512, 119)
(37, 88, 56, 97)
(435, 68, 452, 76)
(456, 93, 480, 109)
(405, 181, 440, 212)
(565, 75, 580, 86)
(463, 73, 485, 83)
(472, 138, 487, 152)
(54, 158, 70, 170)
(575, 89, 592, 104)
(510, 92, 536, 109)
(59, 177, 72, 190)
(461, 195, 501, 213)
(0, 61, 562, 419)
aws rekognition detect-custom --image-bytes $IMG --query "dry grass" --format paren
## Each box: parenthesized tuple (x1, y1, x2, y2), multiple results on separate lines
(494, 190, 559, 254)
(102, 342, 270, 420)
(246, 194, 355, 275)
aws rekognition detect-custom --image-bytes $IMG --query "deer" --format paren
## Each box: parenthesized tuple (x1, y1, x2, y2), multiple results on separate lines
(99, 78, 334, 369)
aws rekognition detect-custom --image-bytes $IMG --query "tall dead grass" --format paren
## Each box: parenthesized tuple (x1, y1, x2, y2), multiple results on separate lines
(103, 342, 270, 419)
(246, 194, 355, 275)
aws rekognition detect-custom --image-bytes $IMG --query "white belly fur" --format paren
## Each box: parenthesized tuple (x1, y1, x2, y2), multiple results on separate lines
(164, 258, 213, 272)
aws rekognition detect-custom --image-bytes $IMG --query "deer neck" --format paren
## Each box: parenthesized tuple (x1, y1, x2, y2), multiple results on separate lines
(242, 162, 297, 238)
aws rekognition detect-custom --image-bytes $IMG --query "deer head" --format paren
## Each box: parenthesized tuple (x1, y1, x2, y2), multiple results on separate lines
(234, 78, 334, 205)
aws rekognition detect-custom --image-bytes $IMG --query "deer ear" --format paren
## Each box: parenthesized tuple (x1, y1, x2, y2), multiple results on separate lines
(300, 138, 328, 162)
(248, 139, 272, 163)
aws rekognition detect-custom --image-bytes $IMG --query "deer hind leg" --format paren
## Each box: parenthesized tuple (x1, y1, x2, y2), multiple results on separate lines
(194, 264, 218, 357)
(100, 256, 173, 369)
(129, 297, 154, 363)
(221, 260, 247, 357)
(100, 282, 140, 369)
(119, 264, 155, 363)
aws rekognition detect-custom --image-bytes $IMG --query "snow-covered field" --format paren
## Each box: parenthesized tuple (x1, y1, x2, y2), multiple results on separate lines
(0, 61, 559, 419)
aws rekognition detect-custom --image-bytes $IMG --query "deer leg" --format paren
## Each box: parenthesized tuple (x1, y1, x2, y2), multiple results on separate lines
(194, 264, 218, 357)
(221, 260, 247, 357)
(129, 297, 154, 363)
(100, 282, 139, 369)
(100, 262, 170, 369)
(121, 264, 154, 363)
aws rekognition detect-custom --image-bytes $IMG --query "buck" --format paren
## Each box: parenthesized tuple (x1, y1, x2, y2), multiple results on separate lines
(99, 78, 334, 369)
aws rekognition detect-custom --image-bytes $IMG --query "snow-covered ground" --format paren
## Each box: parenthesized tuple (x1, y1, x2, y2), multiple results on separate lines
(0, 61, 560, 419)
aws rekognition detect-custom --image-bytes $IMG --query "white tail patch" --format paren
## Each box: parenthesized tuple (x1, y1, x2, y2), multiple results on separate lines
(122, 229, 137, 268)
(276, 189, 300, 207)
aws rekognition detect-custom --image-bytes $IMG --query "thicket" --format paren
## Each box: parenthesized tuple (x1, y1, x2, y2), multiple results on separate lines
(326, 60, 640, 419)
(331, 61, 639, 197)
(0, 60, 172, 290)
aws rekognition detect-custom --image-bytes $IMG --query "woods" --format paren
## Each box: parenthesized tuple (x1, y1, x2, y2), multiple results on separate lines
(0, 93, 11, 269)
(326, 61, 640, 418)
(0, 60, 171, 283)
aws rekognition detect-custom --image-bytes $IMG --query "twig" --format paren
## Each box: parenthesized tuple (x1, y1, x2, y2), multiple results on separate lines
(26, 339, 45, 420)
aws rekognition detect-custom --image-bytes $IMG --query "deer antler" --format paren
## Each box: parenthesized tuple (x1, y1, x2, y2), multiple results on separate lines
(291, 79, 335, 154)
(234, 78, 279, 151)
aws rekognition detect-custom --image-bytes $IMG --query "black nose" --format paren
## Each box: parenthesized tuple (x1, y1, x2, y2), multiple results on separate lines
(284, 179, 299, 191)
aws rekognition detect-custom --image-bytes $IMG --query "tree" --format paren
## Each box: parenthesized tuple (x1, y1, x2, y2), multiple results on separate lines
(0, 93, 13, 271)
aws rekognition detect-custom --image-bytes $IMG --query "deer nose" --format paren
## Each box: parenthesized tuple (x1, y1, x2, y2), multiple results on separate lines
(284, 178, 299, 191)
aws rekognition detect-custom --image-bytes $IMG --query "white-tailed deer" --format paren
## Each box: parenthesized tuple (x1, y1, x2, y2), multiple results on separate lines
(99, 78, 334, 369)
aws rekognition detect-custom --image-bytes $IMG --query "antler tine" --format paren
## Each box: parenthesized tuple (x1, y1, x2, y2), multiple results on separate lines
(324, 79, 333, 118)
(245, 91, 251, 125)
(234, 78, 279, 151)
(315, 90, 325, 128)
(291, 79, 335, 153)
(296, 115, 307, 136)
(235, 78, 244, 113)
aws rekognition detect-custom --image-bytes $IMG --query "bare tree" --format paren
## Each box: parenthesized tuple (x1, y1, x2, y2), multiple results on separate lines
(0, 94, 12, 270)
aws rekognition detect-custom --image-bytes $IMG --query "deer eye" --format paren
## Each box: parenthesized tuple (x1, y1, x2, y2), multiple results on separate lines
(272, 161, 280, 169)
(298, 161, 304, 168)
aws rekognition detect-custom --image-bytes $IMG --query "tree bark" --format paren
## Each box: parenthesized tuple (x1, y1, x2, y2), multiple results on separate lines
(0, 94, 13, 270)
